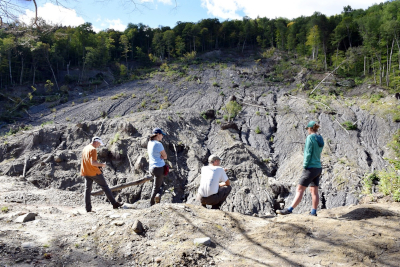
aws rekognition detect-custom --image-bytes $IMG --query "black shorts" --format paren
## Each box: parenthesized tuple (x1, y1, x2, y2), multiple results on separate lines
(299, 168, 322, 187)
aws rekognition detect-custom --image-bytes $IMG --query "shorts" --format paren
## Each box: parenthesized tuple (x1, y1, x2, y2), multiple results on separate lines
(299, 168, 322, 187)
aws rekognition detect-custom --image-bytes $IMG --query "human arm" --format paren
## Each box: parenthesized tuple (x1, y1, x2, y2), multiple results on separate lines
(219, 168, 230, 187)
(91, 160, 106, 168)
(90, 149, 106, 167)
(303, 135, 313, 168)
(160, 150, 167, 160)
(219, 179, 230, 187)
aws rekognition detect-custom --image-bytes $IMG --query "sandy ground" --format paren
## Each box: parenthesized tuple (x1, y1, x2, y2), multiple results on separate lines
(1, 175, 400, 267)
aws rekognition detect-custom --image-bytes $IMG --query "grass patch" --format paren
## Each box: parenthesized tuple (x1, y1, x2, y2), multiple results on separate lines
(111, 92, 125, 100)
(341, 121, 357, 130)
(1, 206, 9, 213)
(255, 126, 261, 134)
(41, 121, 53, 127)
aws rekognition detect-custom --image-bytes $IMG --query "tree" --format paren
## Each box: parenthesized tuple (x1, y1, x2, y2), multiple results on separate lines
(120, 34, 130, 65)
(163, 30, 175, 59)
(175, 35, 185, 56)
(224, 101, 242, 122)
(306, 25, 320, 60)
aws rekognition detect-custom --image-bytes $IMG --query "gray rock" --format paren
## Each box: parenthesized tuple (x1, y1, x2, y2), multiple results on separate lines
(134, 156, 148, 173)
(132, 220, 144, 234)
(15, 213, 36, 223)
(113, 220, 125, 226)
(193, 237, 211, 246)
(21, 242, 35, 249)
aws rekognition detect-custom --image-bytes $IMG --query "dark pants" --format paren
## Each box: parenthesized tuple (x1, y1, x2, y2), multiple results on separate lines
(84, 174, 117, 211)
(199, 186, 232, 209)
(150, 167, 165, 205)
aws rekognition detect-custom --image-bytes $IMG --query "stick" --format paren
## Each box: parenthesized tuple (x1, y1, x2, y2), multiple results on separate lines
(22, 156, 29, 178)
(91, 175, 153, 196)
(335, 119, 350, 135)
(172, 144, 180, 172)
(310, 61, 346, 95)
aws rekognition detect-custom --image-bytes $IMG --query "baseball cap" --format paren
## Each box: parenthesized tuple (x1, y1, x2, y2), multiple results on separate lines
(208, 154, 221, 163)
(152, 128, 166, 135)
(92, 136, 104, 146)
(305, 121, 316, 129)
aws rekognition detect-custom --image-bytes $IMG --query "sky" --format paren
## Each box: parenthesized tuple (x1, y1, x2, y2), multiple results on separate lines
(18, 0, 380, 32)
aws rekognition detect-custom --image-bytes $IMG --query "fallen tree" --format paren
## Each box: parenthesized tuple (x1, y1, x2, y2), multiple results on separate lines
(91, 175, 153, 196)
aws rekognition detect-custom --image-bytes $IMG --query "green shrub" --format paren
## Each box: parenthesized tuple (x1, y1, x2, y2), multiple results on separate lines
(223, 114, 229, 121)
(110, 133, 120, 145)
(255, 126, 261, 134)
(370, 93, 384, 103)
(1, 206, 9, 213)
(213, 82, 220, 87)
(341, 121, 357, 130)
(255, 111, 260, 116)
(362, 172, 379, 194)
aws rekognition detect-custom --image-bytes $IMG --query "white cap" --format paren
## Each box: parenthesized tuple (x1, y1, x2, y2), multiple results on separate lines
(92, 136, 104, 146)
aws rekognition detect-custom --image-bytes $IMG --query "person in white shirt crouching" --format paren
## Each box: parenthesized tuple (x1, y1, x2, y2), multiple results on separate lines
(197, 154, 231, 209)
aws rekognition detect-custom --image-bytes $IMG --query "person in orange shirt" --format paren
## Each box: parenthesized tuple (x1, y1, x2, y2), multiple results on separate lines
(81, 136, 123, 212)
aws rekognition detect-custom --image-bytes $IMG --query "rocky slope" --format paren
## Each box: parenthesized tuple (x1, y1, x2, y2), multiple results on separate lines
(0, 50, 399, 217)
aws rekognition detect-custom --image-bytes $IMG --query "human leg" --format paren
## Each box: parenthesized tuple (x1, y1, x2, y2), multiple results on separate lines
(84, 177, 94, 212)
(290, 184, 307, 208)
(309, 186, 319, 212)
(212, 186, 232, 209)
(276, 184, 306, 215)
(150, 167, 164, 205)
(91, 174, 118, 206)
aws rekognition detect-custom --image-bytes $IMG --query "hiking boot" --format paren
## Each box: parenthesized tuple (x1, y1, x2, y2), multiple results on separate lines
(155, 194, 161, 204)
(309, 212, 317, 216)
(113, 202, 124, 209)
(276, 209, 292, 215)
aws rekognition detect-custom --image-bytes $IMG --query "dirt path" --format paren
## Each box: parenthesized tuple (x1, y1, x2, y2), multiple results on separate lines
(1, 175, 400, 266)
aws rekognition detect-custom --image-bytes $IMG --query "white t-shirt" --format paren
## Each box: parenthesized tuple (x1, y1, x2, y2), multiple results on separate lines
(198, 166, 229, 197)
(147, 140, 165, 169)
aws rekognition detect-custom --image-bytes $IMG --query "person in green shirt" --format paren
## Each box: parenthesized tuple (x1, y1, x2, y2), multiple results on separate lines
(276, 121, 324, 216)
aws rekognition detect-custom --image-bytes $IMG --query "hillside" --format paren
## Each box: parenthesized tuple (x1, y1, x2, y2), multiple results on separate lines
(0, 49, 399, 266)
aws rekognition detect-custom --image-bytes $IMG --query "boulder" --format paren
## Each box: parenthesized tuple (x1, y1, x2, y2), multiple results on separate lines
(193, 237, 211, 246)
(134, 156, 148, 173)
(15, 212, 36, 223)
(132, 220, 144, 234)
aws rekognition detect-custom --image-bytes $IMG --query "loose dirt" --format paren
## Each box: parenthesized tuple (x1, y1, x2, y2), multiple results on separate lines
(1, 175, 399, 267)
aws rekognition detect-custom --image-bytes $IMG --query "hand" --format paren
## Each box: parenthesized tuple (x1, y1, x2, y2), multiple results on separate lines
(224, 168, 228, 172)
(102, 163, 106, 168)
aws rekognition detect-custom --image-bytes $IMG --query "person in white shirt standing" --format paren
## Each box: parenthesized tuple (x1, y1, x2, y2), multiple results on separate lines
(147, 128, 168, 206)
(197, 154, 231, 209)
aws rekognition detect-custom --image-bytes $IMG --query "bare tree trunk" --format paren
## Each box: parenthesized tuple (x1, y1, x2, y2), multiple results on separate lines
(372, 55, 376, 84)
(388, 38, 394, 87)
(19, 55, 24, 85)
(8, 50, 12, 85)
(45, 56, 59, 90)
(364, 56, 366, 76)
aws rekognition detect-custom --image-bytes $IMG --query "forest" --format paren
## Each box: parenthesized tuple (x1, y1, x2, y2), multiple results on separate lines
(1, 1, 400, 92)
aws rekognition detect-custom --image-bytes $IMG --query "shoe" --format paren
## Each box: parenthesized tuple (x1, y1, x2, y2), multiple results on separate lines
(309, 212, 317, 216)
(113, 202, 124, 209)
(155, 194, 161, 204)
(276, 209, 292, 215)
